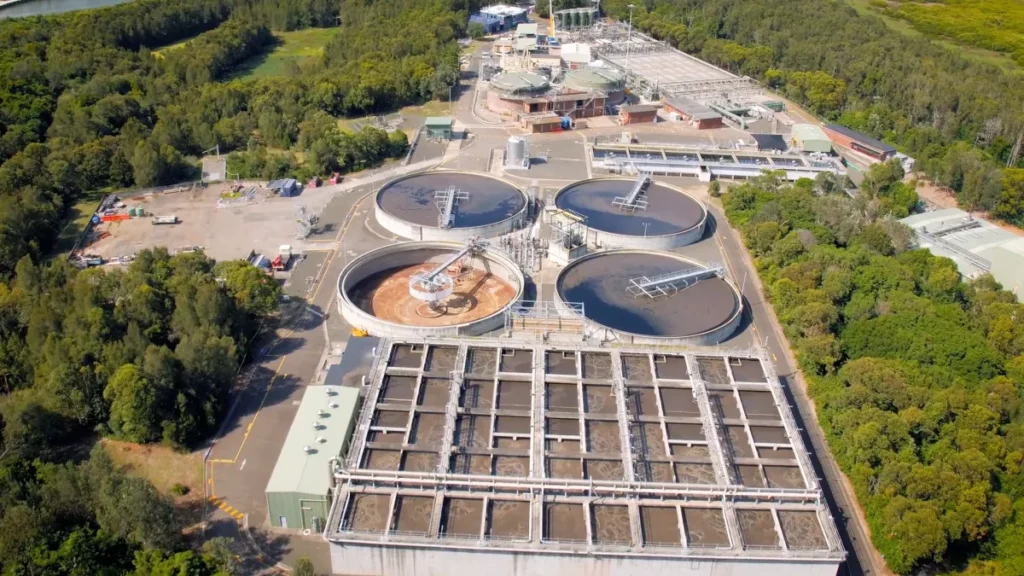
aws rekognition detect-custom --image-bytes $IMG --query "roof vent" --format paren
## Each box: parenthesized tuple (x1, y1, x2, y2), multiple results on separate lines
(317, 436, 327, 444)
(303, 445, 313, 453)
(317, 409, 327, 418)
(325, 388, 336, 396)
(312, 421, 322, 430)
(330, 402, 339, 409)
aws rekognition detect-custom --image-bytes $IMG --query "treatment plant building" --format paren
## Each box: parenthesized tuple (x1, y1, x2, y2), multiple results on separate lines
(265, 385, 359, 532)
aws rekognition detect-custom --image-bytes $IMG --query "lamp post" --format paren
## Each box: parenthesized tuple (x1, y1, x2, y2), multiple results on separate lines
(624, 4, 635, 82)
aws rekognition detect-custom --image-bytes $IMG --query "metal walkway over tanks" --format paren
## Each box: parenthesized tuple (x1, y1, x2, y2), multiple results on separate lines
(627, 262, 725, 298)
(611, 173, 652, 212)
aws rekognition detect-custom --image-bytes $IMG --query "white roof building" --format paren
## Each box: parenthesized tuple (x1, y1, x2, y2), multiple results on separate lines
(901, 208, 1024, 298)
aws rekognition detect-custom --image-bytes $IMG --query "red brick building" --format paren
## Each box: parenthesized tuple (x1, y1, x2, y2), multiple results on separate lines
(822, 124, 897, 161)
(619, 104, 659, 125)
(663, 96, 723, 130)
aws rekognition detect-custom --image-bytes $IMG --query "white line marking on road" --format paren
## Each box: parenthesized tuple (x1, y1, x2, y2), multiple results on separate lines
(239, 459, 246, 471)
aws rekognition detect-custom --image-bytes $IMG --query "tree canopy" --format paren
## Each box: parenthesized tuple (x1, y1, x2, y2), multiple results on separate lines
(724, 174, 1024, 574)
(0, 0, 465, 277)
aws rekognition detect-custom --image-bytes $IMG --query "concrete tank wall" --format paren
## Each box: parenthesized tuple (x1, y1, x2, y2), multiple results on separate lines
(375, 173, 529, 241)
(329, 543, 842, 576)
(553, 250, 743, 346)
(337, 242, 525, 339)
(486, 91, 525, 117)
(552, 178, 707, 250)
(585, 221, 705, 251)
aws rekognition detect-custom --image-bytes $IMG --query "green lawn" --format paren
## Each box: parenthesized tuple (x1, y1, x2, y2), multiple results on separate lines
(50, 196, 103, 259)
(845, 0, 1021, 72)
(227, 27, 339, 80)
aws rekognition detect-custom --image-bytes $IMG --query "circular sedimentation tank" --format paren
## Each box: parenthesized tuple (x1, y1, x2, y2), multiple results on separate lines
(489, 71, 550, 96)
(555, 250, 742, 344)
(376, 171, 528, 241)
(563, 66, 625, 104)
(338, 242, 525, 338)
(553, 177, 707, 249)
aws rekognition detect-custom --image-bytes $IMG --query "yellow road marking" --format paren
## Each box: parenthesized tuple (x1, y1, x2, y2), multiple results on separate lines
(226, 356, 287, 464)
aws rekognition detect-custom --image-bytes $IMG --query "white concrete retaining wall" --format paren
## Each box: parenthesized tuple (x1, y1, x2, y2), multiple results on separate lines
(329, 543, 842, 576)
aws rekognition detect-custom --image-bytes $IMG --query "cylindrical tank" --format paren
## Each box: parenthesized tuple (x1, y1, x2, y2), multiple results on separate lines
(505, 137, 527, 168)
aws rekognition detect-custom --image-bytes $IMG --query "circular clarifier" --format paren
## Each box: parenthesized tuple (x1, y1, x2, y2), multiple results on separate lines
(338, 242, 525, 338)
(554, 177, 706, 249)
(376, 171, 528, 241)
(555, 250, 741, 344)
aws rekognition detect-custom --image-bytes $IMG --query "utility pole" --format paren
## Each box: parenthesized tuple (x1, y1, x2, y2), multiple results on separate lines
(624, 4, 635, 86)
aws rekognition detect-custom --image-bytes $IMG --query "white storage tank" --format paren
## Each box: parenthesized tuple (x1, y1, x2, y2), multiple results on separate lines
(504, 136, 529, 169)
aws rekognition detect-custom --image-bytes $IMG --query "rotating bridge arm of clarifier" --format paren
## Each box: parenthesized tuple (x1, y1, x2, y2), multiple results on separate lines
(611, 172, 652, 212)
(435, 186, 469, 229)
(408, 238, 487, 299)
(626, 261, 725, 298)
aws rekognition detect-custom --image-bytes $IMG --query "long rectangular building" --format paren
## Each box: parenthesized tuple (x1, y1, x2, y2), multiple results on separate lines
(324, 339, 845, 576)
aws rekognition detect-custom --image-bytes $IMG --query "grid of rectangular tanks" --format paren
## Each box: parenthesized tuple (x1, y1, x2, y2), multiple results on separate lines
(326, 340, 845, 562)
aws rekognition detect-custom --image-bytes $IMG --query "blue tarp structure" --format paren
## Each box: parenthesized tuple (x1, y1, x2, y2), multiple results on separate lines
(267, 178, 298, 197)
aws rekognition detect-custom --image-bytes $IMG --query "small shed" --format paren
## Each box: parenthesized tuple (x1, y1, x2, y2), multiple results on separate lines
(791, 124, 833, 154)
(662, 97, 723, 130)
(522, 112, 562, 133)
(752, 134, 788, 153)
(619, 104, 659, 125)
(266, 385, 360, 532)
(425, 116, 454, 140)
(267, 178, 298, 197)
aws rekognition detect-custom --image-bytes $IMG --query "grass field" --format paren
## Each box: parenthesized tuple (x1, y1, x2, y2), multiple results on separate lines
(103, 439, 205, 529)
(337, 101, 454, 132)
(227, 27, 339, 80)
(50, 196, 103, 259)
(845, 0, 1022, 72)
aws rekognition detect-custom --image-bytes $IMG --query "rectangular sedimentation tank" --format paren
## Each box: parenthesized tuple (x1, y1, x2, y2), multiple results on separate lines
(325, 339, 846, 576)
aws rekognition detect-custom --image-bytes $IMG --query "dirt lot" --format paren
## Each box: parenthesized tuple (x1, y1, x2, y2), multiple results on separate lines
(915, 175, 1024, 237)
(103, 438, 204, 530)
(82, 181, 341, 262)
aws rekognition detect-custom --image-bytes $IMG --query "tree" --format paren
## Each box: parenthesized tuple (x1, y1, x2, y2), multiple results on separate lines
(215, 260, 281, 321)
(293, 557, 316, 576)
(104, 364, 160, 444)
(467, 22, 486, 39)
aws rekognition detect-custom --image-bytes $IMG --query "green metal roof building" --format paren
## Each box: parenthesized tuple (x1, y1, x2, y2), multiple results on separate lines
(266, 385, 360, 532)
(424, 116, 454, 141)
(790, 124, 833, 154)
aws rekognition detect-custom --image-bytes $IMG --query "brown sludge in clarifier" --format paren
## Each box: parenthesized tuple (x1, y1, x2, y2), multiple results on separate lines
(778, 510, 829, 550)
(487, 500, 530, 539)
(584, 385, 617, 414)
(442, 498, 484, 538)
(393, 496, 434, 533)
(350, 265, 515, 327)
(592, 505, 632, 545)
(683, 507, 730, 547)
(348, 494, 390, 532)
(640, 506, 681, 546)
(737, 509, 780, 548)
(544, 503, 586, 541)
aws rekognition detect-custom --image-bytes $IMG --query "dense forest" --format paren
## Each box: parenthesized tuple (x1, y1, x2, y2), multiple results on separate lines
(0, 248, 280, 573)
(883, 0, 1024, 67)
(599, 0, 1024, 223)
(0, 0, 464, 277)
(0, 0, 470, 571)
(724, 168, 1024, 574)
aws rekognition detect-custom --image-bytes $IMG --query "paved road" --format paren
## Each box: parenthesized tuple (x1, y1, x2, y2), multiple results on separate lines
(201, 177, 434, 574)
(710, 202, 880, 576)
